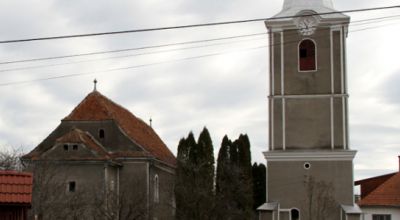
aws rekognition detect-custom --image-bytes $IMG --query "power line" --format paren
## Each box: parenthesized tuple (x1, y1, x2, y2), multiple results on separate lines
(0, 33, 267, 65)
(0, 36, 267, 73)
(0, 5, 399, 44)
(1, 12, 400, 69)
(1, 20, 398, 87)
(0, 14, 398, 74)
(0, 16, 393, 73)
(0, 45, 268, 87)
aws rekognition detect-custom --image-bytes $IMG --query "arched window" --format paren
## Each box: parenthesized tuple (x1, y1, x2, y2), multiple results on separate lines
(154, 175, 159, 203)
(299, 39, 316, 71)
(99, 129, 105, 139)
(291, 208, 300, 220)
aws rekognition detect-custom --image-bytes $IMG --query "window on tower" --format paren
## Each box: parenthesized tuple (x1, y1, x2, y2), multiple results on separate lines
(299, 39, 316, 71)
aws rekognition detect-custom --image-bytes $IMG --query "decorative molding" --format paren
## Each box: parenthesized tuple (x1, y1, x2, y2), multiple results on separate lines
(264, 150, 357, 161)
(330, 28, 335, 150)
(271, 31, 275, 150)
(280, 32, 286, 150)
(269, 94, 348, 99)
(294, 14, 321, 36)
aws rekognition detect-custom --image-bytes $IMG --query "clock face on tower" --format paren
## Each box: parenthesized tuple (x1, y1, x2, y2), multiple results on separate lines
(296, 16, 319, 36)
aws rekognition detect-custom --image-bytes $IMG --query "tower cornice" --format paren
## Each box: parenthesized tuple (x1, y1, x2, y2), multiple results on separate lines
(264, 150, 357, 161)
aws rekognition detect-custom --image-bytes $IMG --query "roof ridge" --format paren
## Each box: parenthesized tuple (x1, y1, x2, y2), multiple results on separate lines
(82, 130, 110, 155)
(355, 172, 396, 185)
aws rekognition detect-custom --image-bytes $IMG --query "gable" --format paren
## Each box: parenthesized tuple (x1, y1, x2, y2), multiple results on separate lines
(38, 128, 110, 161)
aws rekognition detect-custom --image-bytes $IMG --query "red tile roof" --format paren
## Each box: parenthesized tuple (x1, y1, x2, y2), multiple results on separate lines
(62, 91, 176, 166)
(357, 172, 400, 206)
(355, 172, 396, 199)
(0, 171, 33, 205)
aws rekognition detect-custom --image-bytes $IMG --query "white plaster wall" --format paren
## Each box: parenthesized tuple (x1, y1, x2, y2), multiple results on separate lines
(361, 207, 400, 220)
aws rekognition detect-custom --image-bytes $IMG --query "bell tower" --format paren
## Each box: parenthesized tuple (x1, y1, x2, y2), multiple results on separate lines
(258, 0, 362, 220)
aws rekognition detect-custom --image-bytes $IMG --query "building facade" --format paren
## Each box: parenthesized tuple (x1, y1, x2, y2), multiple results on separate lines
(258, 0, 361, 219)
(355, 157, 400, 220)
(22, 90, 176, 220)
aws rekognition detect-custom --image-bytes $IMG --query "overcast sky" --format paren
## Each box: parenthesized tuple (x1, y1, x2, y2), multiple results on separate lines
(0, 0, 400, 183)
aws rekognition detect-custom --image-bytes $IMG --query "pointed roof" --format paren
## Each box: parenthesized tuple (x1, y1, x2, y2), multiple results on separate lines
(357, 172, 400, 206)
(62, 91, 176, 166)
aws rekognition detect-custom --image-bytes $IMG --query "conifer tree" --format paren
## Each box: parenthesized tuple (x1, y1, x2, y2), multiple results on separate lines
(183, 132, 197, 219)
(175, 129, 215, 220)
(235, 134, 253, 218)
(175, 137, 189, 220)
(196, 127, 215, 218)
(252, 163, 266, 210)
(197, 127, 215, 194)
(216, 135, 234, 218)
(216, 134, 254, 219)
(216, 135, 231, 195)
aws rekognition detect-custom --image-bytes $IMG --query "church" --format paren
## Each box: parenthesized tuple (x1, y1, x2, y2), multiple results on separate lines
(22, 87, 176, 220)
(258, 0, 362, 219)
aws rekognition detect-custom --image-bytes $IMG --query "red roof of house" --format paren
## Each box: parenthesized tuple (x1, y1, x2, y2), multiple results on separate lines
(62, 91, 176, 166)
(355, 172, 396, 200)
(357, 172, 400, 207)
(0, 171, 33, 205)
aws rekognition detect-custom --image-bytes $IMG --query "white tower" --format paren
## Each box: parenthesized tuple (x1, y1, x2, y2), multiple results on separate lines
(258, 0, 362, 219)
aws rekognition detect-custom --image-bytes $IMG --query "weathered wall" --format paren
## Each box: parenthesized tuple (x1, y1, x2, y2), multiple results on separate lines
(28, 161, 106, 220)
(270, 27, 348, 150)
(149, 162, 175, 220)
(267, 160, 354, 220)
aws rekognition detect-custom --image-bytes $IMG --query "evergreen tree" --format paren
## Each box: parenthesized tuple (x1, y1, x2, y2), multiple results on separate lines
(216, 135, 234, 218)
(235, 134, 253, 218)
(252, 163, 266, 210)
(176, 130, 255, 219)
(197, 128, 215, 218)
(216, 135, 231, 195)
(183, 132, 197, 219)
(175, 129, 215, 220)
(197, 127, 215, 194)
(216, 134, 254, 220)
(175, 137, 189, 220)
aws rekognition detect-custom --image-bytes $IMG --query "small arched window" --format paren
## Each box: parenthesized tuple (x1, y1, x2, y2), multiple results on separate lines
(99, 129, 105, 139)
(299, 39, 316, 71)
(291, 208, 300, 220)
(154, 175, 159, 203)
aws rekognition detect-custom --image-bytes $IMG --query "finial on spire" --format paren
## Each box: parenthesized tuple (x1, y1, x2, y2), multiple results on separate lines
(149, 118, 153, 128)
(93, 79, 98, 91)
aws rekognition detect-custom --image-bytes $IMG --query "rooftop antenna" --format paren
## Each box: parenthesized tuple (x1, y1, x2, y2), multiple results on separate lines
(93, 78, 98, 91)
(149, 117, 153, 128)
